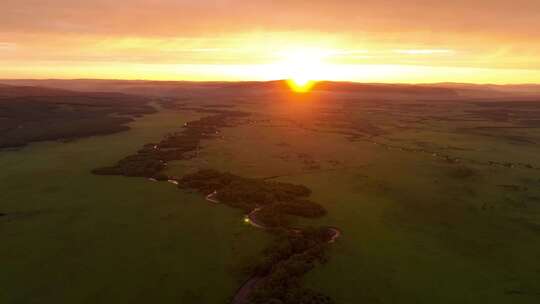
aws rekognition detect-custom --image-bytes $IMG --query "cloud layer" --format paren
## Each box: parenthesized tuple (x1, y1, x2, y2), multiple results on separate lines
(2, 1, 540, 82)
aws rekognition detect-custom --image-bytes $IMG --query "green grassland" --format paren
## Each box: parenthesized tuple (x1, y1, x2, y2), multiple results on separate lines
(2, 89, 540, 303)
(195, 97, 540, 303)
(0, 109, 269, 304)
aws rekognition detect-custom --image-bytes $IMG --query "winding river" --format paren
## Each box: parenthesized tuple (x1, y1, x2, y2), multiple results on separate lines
(203, 190, 341, 304)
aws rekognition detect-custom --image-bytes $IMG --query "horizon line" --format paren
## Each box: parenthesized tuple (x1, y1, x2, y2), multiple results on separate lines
(1, 78, 540, 87)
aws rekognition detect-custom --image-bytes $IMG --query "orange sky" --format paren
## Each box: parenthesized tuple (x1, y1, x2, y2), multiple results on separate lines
(2, 0, 540, 83)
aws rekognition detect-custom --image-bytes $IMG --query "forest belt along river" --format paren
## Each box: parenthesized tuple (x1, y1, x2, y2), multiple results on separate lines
(204, 191, 341, 304)
(180, 169, 341, 304)
(235, 210, 340, 304)
(93, 109, 342, 304)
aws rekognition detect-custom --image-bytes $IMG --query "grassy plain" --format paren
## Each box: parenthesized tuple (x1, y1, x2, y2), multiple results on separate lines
(2, 85, 540, 303)
(0, 109, 269, 304)
(196, 97, 540, 304)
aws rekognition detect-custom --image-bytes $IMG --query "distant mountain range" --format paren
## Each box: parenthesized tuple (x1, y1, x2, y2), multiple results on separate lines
(0, 79, 539, 101)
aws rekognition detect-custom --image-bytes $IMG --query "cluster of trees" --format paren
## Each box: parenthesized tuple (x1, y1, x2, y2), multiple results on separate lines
(274, 200, 326, 218)
(180, 169, 336, 303)
(180, 170, 312, 209)
(253, 228, 332, 274)
(0, 87, 155, 148)
(250, 200, 326, 228)
(92, 111, 247, 178)
(179, 170, 326, 228)
(247, 228, 334, 304)
(92, 154, 166, 177)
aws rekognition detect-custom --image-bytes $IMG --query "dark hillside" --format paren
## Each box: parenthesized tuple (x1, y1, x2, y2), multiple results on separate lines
(0, 85, 155, 148)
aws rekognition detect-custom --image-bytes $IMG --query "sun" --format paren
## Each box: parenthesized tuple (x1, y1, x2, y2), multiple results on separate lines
(286, 78, 316, 93)
(276, 48, 331, 93)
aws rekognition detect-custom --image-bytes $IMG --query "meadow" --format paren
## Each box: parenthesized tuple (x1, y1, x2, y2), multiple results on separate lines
(196, 94, 540, 303)
(1, 81, 540, 303)
(0, 109, 269, 304)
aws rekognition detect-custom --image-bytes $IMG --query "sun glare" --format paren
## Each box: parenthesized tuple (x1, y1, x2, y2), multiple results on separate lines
(277, 48, 331, 93)
(286, 78, 316, 93)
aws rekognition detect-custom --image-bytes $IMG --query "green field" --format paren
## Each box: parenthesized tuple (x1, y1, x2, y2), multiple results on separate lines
(195, 98, 540, 303)
(2, 85, 540, 303)
(0, 109, 269, 303)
